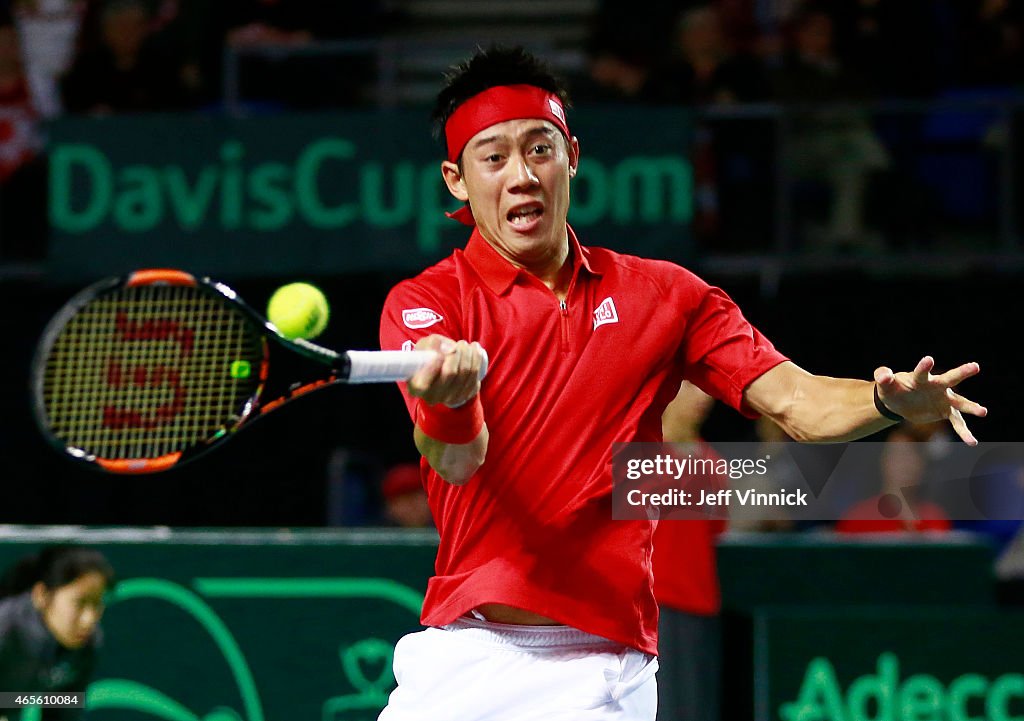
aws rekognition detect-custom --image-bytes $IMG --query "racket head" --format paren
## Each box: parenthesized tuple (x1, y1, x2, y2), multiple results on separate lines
(32, 269, 269, 473)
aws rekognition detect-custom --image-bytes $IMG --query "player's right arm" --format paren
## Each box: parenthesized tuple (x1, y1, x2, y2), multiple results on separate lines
(407, 334, 488, 485)
(380, 281, 489, 485)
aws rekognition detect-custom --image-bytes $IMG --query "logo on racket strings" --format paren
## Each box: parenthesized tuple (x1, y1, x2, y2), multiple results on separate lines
(100, 312, 196, 430)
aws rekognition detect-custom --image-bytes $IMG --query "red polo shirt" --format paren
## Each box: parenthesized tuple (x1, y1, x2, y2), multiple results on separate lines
(380, 226, 787, 654)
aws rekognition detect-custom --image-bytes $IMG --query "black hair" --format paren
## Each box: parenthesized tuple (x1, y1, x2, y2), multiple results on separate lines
(0, 545, 116, 599)
(431, 46, 572, 147)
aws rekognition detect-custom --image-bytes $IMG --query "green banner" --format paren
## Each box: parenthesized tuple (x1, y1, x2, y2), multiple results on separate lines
(759, 608, 1024, 721)
(47, 109, 693, 279)
(1, 533, 996, 721)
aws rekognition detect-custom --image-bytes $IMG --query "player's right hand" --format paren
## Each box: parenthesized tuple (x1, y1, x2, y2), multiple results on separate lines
(408, 334, 484, 408)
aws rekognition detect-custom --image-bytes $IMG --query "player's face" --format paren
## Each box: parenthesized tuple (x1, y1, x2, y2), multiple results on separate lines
(35, 571, 108, 649)
(443, 118, 579, 272)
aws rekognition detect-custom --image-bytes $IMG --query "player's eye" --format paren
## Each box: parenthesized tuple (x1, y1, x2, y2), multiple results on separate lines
(531, 144, 552, 155)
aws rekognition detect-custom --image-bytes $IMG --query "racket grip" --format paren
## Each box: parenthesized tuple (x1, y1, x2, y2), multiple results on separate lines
(345, 348, 489, 384)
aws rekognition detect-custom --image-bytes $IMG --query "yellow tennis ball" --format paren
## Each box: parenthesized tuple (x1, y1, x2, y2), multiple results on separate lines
(267, 282, 330, 340)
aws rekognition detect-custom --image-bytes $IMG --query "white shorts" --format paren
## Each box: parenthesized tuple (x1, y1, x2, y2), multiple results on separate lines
(378, 617, 658, 721)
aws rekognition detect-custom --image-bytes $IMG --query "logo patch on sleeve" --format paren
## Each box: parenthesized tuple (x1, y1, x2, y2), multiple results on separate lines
(402, 308, 444, 329)
(593, 297, 619, 330)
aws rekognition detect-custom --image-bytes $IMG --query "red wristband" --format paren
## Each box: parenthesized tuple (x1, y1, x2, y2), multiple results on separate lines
(416, 395, 484, 444)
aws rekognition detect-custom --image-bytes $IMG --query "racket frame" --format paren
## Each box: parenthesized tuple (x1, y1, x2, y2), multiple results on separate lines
(31, 269, 351, 474)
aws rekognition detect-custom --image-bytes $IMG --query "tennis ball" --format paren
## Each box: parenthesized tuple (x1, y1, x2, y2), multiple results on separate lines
(267, 282, 330, 340)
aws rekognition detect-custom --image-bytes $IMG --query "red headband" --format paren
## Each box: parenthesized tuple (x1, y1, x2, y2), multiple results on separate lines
(443, 85, 570, 225)
(444, 84, 570, 163)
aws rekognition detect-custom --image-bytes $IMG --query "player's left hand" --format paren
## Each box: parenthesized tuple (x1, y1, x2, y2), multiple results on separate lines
(874, 356, 987, 446)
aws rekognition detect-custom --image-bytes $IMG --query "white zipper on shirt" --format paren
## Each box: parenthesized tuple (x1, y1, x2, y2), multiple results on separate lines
(559, 299, 569, 351)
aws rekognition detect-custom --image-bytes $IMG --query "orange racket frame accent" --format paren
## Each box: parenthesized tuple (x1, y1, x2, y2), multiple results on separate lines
(126, 269, 197, 287)
(96, 453, 183, 474)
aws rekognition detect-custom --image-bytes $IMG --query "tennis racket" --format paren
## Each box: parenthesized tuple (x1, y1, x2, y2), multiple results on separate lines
(31, 269, 487, 474)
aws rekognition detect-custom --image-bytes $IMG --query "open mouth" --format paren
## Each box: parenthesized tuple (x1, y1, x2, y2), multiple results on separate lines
(507, 203, 544, 227)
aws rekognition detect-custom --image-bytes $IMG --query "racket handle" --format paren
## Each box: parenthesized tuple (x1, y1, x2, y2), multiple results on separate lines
(345, 348, 489, 384)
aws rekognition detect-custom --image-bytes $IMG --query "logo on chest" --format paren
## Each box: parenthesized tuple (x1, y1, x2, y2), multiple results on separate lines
(402, 308, 444, 329)
(593, 297, 619, 330)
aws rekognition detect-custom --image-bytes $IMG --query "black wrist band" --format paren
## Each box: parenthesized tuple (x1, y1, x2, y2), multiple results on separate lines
(874, 383, 904, 422)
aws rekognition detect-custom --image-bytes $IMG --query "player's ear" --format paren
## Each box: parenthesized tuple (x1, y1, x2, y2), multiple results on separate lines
(441, 160, 469, 201)
(568, 136, 580, 178)
(31, 582, 49, 610)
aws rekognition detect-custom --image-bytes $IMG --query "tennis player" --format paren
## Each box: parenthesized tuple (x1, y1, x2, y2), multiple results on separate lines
(0, 545, 115, 721)
(378, 47, 986, 720)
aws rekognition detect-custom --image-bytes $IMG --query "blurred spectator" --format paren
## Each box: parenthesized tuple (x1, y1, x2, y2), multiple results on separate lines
(219, 0, 385, 109)
(644, 5, 768, 105)
(641, 5, 772, 250)
(901, 419, 956, 475)
(729, 416, 798, 532)
(380, 462, 432, 529)
(0, 12, 45, 261)
(653, 380, 727, 721)
(575, 0, 679, 103)
(69, 0, 242, 110)
(749, 0, 804, 61)
(224, 0, 313, 50)
(166, 0, 228, 108)
(138, 0, 216, 108)
(0, 545, 115, 719)
(574, 35, 654, 104)
(891, 418, 959, 513)
(60, 0, 184, 114)
(0, 15, 38, 179)
(771, 3, 890, 252)
(11, 0, 87, 118)
(835, 426, 952, 533)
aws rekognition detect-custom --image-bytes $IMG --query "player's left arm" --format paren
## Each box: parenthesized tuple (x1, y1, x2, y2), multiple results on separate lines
(743, 356, 987, 445)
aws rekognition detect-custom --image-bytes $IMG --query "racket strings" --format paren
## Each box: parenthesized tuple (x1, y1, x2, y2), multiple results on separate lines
(41, 285, 262, 460)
